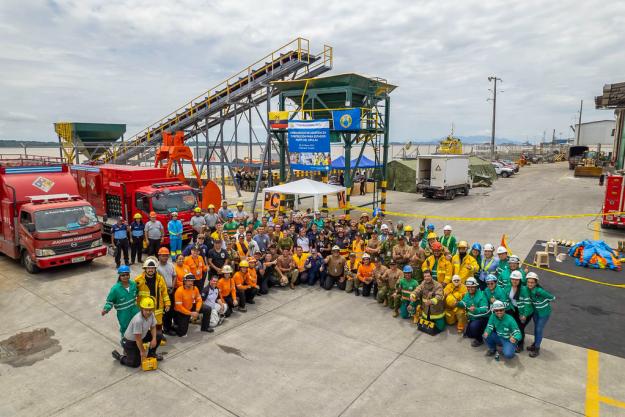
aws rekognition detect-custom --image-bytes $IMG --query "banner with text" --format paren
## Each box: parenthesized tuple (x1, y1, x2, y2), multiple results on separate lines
(288, 119, 331, 171)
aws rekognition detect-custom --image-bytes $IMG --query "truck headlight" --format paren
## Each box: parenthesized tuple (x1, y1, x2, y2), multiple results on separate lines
(35, 248, 56, 257)
(91, 238, 103, 248)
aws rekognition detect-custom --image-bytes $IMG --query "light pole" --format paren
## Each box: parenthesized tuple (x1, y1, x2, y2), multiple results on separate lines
(488, 76, 502, 160)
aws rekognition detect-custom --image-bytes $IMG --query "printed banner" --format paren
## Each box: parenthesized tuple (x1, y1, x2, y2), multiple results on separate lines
(288, 119, 331, 171)
(332, 109, 361, 131)
(264, 192, 281, 211)
(268, 111, 289, 129)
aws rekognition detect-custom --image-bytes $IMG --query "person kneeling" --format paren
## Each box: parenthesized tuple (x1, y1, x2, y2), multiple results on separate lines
(202, 276, 228, 328)
(483, 300, 522, 360)
(410, 269, 445, 331)
(174, 274, 213, 336)
(112, 297, 163, 367)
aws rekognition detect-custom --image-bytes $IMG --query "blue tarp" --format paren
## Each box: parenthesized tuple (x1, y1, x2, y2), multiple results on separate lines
(568, 240, 621, 271)
(330, 155, 382, 170)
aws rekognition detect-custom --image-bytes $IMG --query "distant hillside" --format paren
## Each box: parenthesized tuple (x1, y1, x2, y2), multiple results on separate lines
(0, 140, 58, 147)
(400, 135, 523, 145)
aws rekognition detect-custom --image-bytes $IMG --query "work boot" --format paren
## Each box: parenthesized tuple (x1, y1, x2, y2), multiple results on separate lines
(111, 350, 122, 362)
(471, 340, 484, 347)
(486, 349, 496, 357)
(529, 348, 540, 358)
(201, 327, 214, 333)
(526, 343, 536, 352)
(238, 306, 247, 312)
(354, 288, 360, 296)
(392, 310, 399, 318)
(289, 282, 295, 290)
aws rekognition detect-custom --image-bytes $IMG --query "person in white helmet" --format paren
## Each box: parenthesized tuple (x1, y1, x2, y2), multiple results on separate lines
(507, 270, 533, 352)
(524, 272, 556, 358)
(483, 300, 522, 360)
(495, 246, 510, 280)
(457, 277, 490, 346)
(440, 225, 457, 255)
(478, 244, 499, 290)
(497, 254, 526, 288)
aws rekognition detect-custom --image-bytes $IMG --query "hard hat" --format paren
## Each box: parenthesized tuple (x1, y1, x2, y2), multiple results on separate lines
(362, 253, 371, 259)
(431, 242, 443, 251)
(349, 252, 356, 257)
(149, 211, 157, 217)
(526, 271, 539, 281)
(157, 247, 170, 255)
(491, 300, 505, 311)
(133, 213, 142, 220)
(227, 212, 234, 218)
(465, 277, 478, 287)
(510, 270, 523, 280)
(404, 225, 414, 232)
(171, 211, 178, 217)
(451, 274, 461, 283)
(208, 204, 215, 209)
(117, 265, 131, 274)
(427, 232, 437, 240)
(471, 243, 482, 252)
(314, 210, 321, 215)
(457, 240, 468, 249)
(194, 207, 201, 213)
(139, 297, 155, 309)
(496, 246, 507, 255)
(484, 243, 494, 252)
(331, 245, 340, 251)
(236, 201, 244, 207)
(509, 255, 520, 264)
(427, 223, 435, 231)
(380, 224, 389, 230)
(239, 260, 249, 268)
(443, 225, 452, 231)
(221, 265, 233, 274)
(360, 212, 369, 218)
(183, 273, 195, 281)
(143, 258, 158, 268)
(403, 265, 413, 273)
(485, 274, 498, 282)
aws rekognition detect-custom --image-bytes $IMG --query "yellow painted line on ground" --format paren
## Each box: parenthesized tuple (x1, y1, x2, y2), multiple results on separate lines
(594, 221, 600, 241)
(585, 349, 625, 416)
(522, 261, 625, 289)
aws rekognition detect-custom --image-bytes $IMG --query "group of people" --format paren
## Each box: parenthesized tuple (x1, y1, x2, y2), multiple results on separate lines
(103, 203, 555, 368)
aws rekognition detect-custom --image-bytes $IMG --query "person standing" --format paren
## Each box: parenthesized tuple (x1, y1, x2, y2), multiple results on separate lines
(422, 241, 453, 285)
(218, 200, 232, 222)
(478, 244, 499, 290)
(525, 272, 555, 357)
(156, 247, 176, 335)
(439, 225, 457, 255)
(377, 260, 402, 306)
(112, 297, 163, 367)
(483, 300, 522, 361)
(507, 270, 533, 352)
(204, 204, 219, 232)
(207, 239, 228, 279)
(458, 277, 490, 347)
(167, 212, 183, 260)
(111, 216, 130, 268)
(173, 254, 191, 290)
(129, 213, 145, 265)
(190, 207, 206, 242)
(451, 241, 479, 283)
(101, 265, 140, 342)
(174, 274, 212, 336)
(144, 211, 164, 257)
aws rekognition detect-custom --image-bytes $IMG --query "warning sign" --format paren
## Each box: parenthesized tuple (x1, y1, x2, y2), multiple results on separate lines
(32, 176, 55, 193)
(264, 192, 281, 211)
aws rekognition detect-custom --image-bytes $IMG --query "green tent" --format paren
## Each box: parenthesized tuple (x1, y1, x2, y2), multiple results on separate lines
(387, 160, 417, 192)
(468, 156, 497, 187)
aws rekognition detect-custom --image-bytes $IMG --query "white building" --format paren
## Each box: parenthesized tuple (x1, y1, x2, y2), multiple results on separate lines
(574, 120, 615, 146)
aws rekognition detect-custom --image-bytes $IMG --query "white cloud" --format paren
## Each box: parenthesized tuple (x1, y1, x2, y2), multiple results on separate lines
(0, 0, 623, 142)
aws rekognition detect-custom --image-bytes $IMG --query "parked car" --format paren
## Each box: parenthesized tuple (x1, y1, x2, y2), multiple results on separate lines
(492, 162, 514, 178)
(499, 159, 519, 172)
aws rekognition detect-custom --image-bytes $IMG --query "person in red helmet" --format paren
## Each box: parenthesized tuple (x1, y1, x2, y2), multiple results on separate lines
(422, 241, 453, 285)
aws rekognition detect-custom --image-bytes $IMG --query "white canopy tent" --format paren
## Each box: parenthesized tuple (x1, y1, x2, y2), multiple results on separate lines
(262, 178, 346, 212)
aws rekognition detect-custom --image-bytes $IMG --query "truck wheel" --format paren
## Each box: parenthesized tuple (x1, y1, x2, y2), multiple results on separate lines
(502, 171, 510, 178)
(22, 251, 40, 274)
(464, 186, 470, 196)
(447, 190, 456, 200)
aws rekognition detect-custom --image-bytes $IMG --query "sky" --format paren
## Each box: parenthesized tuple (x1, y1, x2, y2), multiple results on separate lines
(0, 0, 624, 143)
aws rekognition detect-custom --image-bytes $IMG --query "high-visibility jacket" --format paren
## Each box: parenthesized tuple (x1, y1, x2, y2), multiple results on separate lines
(422, 255, 453, 284)
(527, 286, 555, 317)
(452, 253, 479, 283)
(484, 313, 522, 341)
(217, 277, 237, 302)
(174, 264, 191, 288)
(292, 253, 310, 272)
(233, 271, 252, 290)
(357, 262, 376, 283)
(351, 240, 366, 258)
(103, 281, 140, 338)
(247, 268, 258, 287)
(412, 280, 445, 319)
(174, 286, 202, 315)
(443, 282, 467, 309)
(135, 272, 171, 325)
(183, 255, 207, 281)
(236, 240, 250, 258)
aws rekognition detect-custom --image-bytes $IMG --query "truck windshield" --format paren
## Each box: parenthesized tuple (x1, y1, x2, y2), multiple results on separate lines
(151, 189, 197, 214)
(34, 205, 98, 232)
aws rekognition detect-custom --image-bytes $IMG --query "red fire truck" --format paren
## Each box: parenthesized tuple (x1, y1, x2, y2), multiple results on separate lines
(0, 157, 106, 273)
(601, 175, 625, 228)
(70, 164, 197, 243)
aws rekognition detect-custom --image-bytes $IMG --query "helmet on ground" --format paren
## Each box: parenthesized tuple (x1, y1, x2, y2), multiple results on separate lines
(117, 265, 131, 274)
(183, 273, 195, 282)
(362, 253, 371, 259)
(403, 265, 413, 273)
(331, 245, 340, 251)
(404, 225, 414, 232)
(236, 201, 244, 207)
(485, 274, 497, 282)
(496, 246, 507, 255)
(443, 225, 452, 231)
(457, 240, 468, 249)
(139, 297, 155, 309)
(142, 258, 158, 268)
(427, 223, 435, 231)
(427, 232, 437, 240)
(431, 242, 443, 251)
(133, 213, 142, 220)
(491, 300, 505, 311)
(208, 204, 215, 209)
(149, 211, 157, 217)
(471, 243, 482, 252)
(171, 211, 178, 217)
(157, 247, 170, 256)
(509, 255, 520, 264)
(526, 271, 539, 281)
(465, 277, 478, 287)
(484, 243, 494, 252)
(510, 271, 523, 281)
(222, 265, 233, 274)
(194, 207, 201, 213)
(239, 260, 249, 268)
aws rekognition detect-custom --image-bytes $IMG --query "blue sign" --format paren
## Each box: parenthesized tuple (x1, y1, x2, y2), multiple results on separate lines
(332, 109, 361, 131)
(288, 119, 331, 171)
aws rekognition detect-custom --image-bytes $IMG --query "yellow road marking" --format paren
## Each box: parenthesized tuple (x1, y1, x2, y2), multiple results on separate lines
(522, 261, 625, 289)
(585, 349, 625, 416)
(594, 221, 600, 241)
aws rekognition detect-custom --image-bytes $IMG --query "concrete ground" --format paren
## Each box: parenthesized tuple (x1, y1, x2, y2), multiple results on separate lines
(1, 162, 624, 417)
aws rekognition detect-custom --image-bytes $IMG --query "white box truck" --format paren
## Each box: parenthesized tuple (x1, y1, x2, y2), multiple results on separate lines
(416, 155, 470, 199)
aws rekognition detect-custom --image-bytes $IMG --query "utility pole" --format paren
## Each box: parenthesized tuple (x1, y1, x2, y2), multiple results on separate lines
(488, 76, 502, 160)
(576, 99, 583, 145)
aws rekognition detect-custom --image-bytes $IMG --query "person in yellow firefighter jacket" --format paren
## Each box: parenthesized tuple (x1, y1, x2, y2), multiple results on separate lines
(443, 275, 468, 333)
(135, 257, 171, 331)
(422, 241, 453, 285)
(451, 240, 479, 283)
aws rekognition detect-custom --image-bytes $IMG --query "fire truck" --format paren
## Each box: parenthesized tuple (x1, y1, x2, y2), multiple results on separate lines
(70, 164, 197, 243)
(0, 157, 106, 273)
(601, 175, 625, 228)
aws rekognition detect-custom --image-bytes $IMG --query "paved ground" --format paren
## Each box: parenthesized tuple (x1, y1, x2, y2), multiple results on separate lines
(1, 162, 625, 417)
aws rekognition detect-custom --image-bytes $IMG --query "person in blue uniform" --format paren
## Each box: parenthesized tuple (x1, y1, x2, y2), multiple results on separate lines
(130, 213, 145, 265)
(112, 216, 130, 268)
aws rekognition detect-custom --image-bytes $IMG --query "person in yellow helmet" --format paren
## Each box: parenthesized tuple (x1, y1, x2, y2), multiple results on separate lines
(135, 257, 171, 338)
(443, 275, 468, 333)
(190, 207, 206, 242)
(112, 297, 163, 367)
(422, 241, 453, 284)
(129, 213, 145, 265)
(234, 201, 249, 224)
(451, 241, 479, 283)
(204, 204, 219, 232)
(404, 225, 414, 241)
(421, 232, 438, 257)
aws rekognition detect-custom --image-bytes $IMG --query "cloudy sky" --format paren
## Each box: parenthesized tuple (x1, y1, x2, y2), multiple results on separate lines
(1, 0, 623, 143)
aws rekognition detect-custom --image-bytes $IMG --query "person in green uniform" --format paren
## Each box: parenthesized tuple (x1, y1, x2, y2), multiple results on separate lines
(440, 225, 457, 255)
(223, 213, 239, 237)
(495, 246, 510, 280)
(101, 265, 140, 342)
(483, 300, 522, 360)
(419, 223, 436, 249)
(507, 270, 533, 352)
(483, 274, 509, 309)
(392, 265, 418, 319)
(458, 277, 490, 346)
(525, 272, 556, 358)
